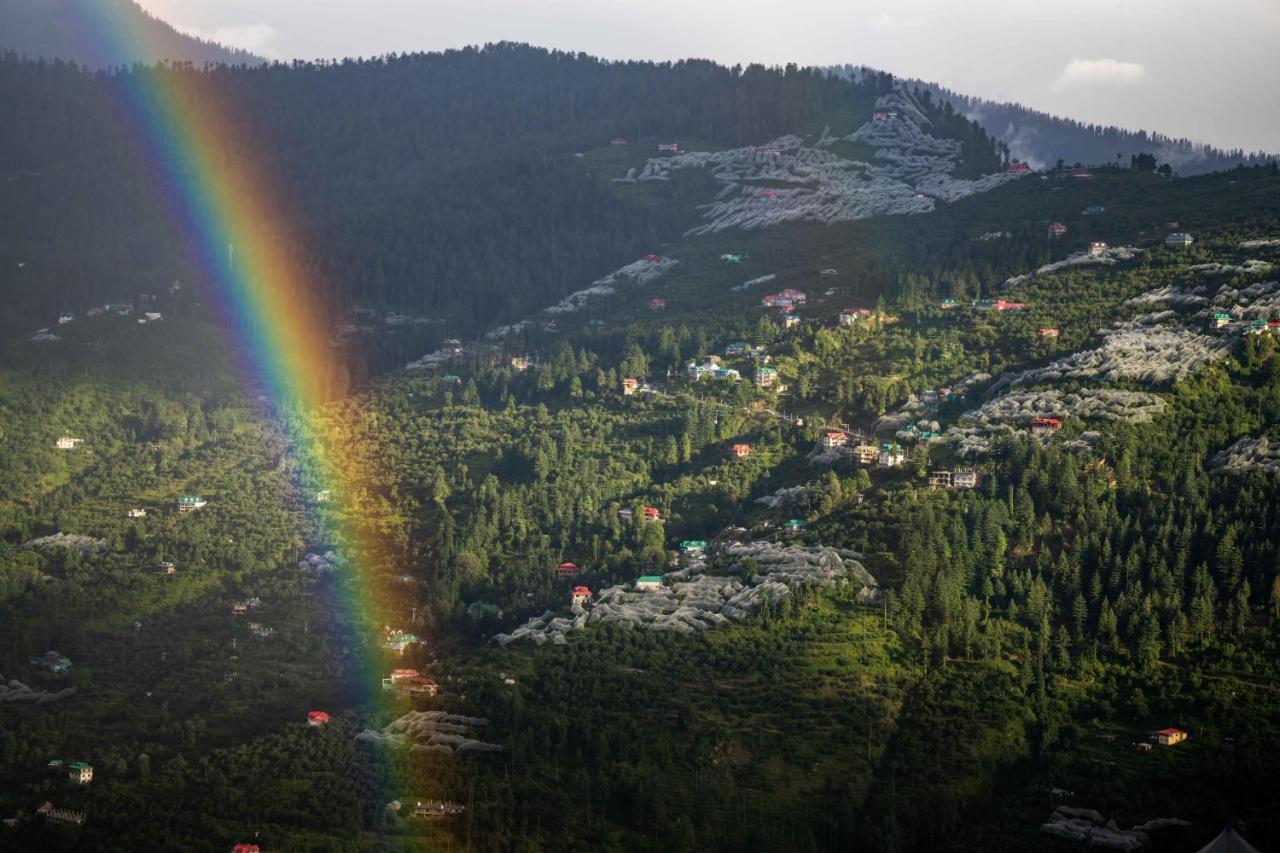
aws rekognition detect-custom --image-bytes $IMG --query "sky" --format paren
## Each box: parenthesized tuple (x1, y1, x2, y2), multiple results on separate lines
(138, 0, 1280, 154)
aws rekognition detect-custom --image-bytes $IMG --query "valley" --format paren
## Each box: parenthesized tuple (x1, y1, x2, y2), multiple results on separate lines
(1, 43, 1279, 853)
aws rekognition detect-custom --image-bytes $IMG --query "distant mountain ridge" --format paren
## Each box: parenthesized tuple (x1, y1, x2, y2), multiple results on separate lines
(0, 0, 263, 67)
(830, 65, 1276, 176)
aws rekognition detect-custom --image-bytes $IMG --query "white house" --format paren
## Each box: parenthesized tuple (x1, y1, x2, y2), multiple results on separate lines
(878, 443, 907, 467)
(56, 436, 82, 450)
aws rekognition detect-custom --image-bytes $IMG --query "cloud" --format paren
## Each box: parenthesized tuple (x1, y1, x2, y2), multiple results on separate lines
(1051, 58, 1147, 92)
(180, 23, 281, 59)
(870, 13, 927, 31)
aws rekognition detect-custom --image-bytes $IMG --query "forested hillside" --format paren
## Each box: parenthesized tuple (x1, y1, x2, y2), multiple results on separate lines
(0, 0, 262, 68)
(3, 147, 1280, 850)
(0, 45, 1000, 351)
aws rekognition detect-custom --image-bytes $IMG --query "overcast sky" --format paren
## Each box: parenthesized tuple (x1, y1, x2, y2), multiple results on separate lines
(139, 0, 1279, 154)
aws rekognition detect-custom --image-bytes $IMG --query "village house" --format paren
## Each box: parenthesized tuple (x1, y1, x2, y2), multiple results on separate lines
(381, 628, 420, 652)
(940, 298, 960, 310)
(1083, 205, 1106, 216)
(725, 341, 749, 356)
(643, 506, 661, 522)
(822, 431, 849, 450)
(755, 365, 779, 388)
(570, 585, 592, 607)
(1040, 328, 1060, 337)
(648, 297, 666, 311)
(781, 315, 800, 329)
(783, 519, 805, 533)
(1071, 168, 1093, 179)
(177, 495, 207, 512)
(248, 622, 276, 638)
(1048, 222, 1068, 239)
(731, 443, 753, 460)
(634, 576, 665, 591)
(618, 508, 634, 522)
(307, 711, 331, 727)
(720, 254, 744, 263)
(930, 469, 979, 490)
(68, 762, 93, 785)
(1005, 161, 1031, 173)
(838, 308, 872, 326)
(231, 845, 262, 853)
(878, 443, 907, 467)
(820, 268, 838, 276)
(556, 561, 580, 578)
(1030, 417, 1062, 436)
(1088, 241, 1109, 256)
(144, 312, 162, 321)
(1166, 232, 1195, 247)
(622, 377, 639, 396)
(657, 143, 679, 152)
(58, 313, 74, 324)
(127, 508, 147, 519)
(231, 603, 248, 616)
(680, 540, 707, 554)
(994, 300, 1027, 311)
(407, 677, 438, 698)
(158, 561, 176, 575)
(509, 355, 530, 371)
(31, 651, 72, 674)
(1212, 312, 1232, 329)
(928, 470, 953, 490)
(853, 442, 879, 466)
(410, 800, 466, 819)
(610, 136, 628, 145)
(1155, 728, 1188, 746)
(55, 436, 82, 450)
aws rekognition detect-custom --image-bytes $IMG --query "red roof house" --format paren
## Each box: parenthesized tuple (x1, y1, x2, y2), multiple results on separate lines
(570, 586, 592, 606)
(643, 506, 660, 521)
(557, 561, 580, 577)
(1030, 417, 1062, 435)
(307, 711, 331, 727)
(731, 443, 752, 459)
(648, 297, 666, 310)
(1048, 222, 1068, 238)
(1006, 161, 1031, 173)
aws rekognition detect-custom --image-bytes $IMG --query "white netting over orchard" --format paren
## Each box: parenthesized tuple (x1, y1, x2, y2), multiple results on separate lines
(492, 542, 878, 646)
(615, 92, 1022, 235)
(355, 711, 503, 754)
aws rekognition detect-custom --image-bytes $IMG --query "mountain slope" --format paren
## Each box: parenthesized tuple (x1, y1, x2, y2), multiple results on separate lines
(831, 65, 1277, 176)
(0, 45, 1000, 360)
(0, 0, 262, 67)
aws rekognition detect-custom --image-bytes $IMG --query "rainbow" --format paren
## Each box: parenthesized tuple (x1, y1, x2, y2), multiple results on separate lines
(70, 6, 409, 705)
